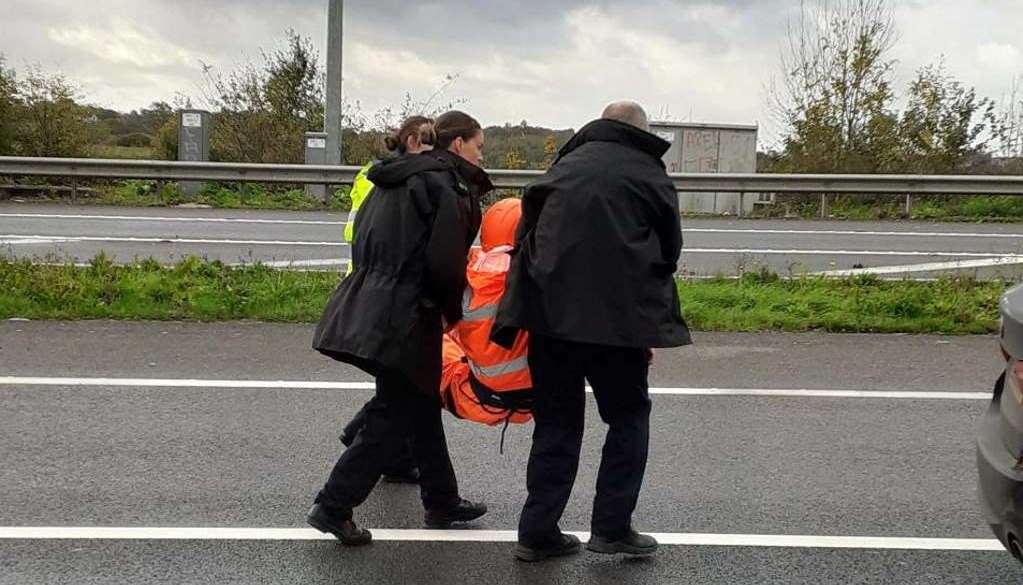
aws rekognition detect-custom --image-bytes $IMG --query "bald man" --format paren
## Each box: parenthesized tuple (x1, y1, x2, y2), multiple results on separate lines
(494, 101, 692, 562)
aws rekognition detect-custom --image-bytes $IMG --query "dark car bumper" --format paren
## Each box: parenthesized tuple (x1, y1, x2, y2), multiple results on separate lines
(977, 375, 1023, 558)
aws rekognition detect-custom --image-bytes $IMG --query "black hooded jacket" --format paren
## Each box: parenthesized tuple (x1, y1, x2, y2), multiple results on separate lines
(313, 150, 492, 395)
(492, 118, 691, 349)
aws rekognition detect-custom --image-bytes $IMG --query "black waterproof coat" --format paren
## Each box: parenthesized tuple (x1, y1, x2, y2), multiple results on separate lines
(313, 150, 491, 395)
(492, 118, 692, 349)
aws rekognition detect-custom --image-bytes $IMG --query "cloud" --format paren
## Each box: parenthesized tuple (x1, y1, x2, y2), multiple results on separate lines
(47, 18, 195, 68)
(977, 42, 1022, 73)
(1, 0, 1021, 146)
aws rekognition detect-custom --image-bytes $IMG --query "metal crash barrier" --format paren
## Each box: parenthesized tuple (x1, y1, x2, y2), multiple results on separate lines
(3, 156, 1023, 217)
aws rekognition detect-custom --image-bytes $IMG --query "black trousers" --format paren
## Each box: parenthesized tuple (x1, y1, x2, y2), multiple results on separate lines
(317, 372, 459, 515)
(341, 400, 416, 475)
(518, 334, 651, 547)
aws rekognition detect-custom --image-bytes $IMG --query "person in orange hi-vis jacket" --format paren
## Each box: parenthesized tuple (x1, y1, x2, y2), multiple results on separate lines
(339, 198, 532, 482)
(439, 197, 533, 426)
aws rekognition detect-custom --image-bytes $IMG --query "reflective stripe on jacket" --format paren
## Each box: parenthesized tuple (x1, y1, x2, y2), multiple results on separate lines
(456, 246, 531, 392)
(438, 245, 532, 425)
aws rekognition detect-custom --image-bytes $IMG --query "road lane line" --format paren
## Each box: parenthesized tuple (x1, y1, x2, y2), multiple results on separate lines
(814, 256, 1023, 276)
(0, 377, 990, 400)
(0, 235, 348, 246)
(4, 213, 1023, 240)
(4, 235, 1021, 257)
(0, 213, 343, 225)
(684, 248, 1023, 258)
(0, 526, 1003, 550)
(0, 237, 74, 245)
(684, 228, 1023, 239)
(241, 258, 349, 268)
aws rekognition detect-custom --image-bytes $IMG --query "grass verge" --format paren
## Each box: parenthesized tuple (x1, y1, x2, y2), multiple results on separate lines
(752, 194, 1023, 222)
(0, 257, 1007, 334)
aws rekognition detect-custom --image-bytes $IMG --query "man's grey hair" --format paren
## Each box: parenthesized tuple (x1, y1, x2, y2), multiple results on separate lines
(601, 101, 650, 132)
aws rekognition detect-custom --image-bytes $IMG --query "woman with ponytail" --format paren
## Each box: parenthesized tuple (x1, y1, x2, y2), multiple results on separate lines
(309, 111, 493, 546)
(344, 116, 437, 247)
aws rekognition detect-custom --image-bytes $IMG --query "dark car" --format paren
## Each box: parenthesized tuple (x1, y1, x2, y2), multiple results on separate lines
(978, 283, 1023, 561)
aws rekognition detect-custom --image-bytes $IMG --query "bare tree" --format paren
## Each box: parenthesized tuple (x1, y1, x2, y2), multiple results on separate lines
(0, 55, 16, 155)
(771, 0, 898, 172)
(992, 76, 1023, 159)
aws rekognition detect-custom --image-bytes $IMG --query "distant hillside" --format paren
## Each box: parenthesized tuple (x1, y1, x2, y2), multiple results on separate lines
(76, 105, 577, 169)
(482, 122, 575, 170)
(84, 103, 175, 149)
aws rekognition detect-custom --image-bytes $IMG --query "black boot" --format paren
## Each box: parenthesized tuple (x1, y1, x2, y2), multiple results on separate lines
(515, 533, 582, 563)
(424, 498, 488, 528)
(306, 503, 372, 546)
(586, 530, 658, 556)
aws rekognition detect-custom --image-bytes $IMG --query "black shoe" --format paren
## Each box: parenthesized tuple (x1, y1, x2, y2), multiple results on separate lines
(381, 467, 420, 484)
(515, 533, 582, 563)
(424, 498, 488, 528)
(586, 530, 658, 556)
(306, 504, 372, 546)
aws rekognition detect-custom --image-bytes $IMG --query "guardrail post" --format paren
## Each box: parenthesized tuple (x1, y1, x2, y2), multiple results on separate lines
(904, 193, 912, 216)
(71, 177, 78, 204)
(737, 192, 745, 218)
(178, 110, 211, 196)
(304, 132, 329, 203)
(820, 193, 828, 218)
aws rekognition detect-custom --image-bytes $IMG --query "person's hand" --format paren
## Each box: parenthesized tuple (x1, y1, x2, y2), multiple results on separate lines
(645, 348, 655, 363)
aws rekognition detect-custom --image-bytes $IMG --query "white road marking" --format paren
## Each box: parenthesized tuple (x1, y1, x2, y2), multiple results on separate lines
(0, 236, 74, 245)
(5, 235, 1021, 258)
(684, 248, 1023, 258)
(684, 227, 1023, 239)
(0, 526, 1003, 551)
(0, 212, 343, 225)
(0, 377, 990, 400)
(241, 258, 348, 268)
(4, 213, 1022, 240)
(0, 377, 376, 390)
(0, 234, 348, 247)
(815, 256, 1023, 276)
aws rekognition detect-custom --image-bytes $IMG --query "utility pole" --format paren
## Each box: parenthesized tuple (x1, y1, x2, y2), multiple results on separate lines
(324, 0, 343, 168)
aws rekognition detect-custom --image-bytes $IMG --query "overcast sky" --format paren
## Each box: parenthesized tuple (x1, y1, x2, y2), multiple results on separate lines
(2, 0, 1022, 146)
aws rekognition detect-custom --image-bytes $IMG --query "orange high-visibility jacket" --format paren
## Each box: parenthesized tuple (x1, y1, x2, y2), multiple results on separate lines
(438, 246, 532, 425)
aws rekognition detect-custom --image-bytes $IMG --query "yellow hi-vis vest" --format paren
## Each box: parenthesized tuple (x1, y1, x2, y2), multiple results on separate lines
(344, 162, 375, 275)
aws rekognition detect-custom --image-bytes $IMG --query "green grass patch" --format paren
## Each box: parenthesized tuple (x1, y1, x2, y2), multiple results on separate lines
(0, 257, 1007, 334)
(750, 194, 1023, 223)
(679, 271, 1004, 334)
(87, 145, 156, 160)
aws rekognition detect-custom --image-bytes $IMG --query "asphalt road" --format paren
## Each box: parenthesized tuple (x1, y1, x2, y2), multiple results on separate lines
(2, 203, 1023, 279)
(0, 320, 1019, 583)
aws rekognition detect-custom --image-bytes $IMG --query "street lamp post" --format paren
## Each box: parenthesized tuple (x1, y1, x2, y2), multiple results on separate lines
(325, 0, 344, 175)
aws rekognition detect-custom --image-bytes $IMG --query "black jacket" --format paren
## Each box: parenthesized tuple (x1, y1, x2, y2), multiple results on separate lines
(312, 150, 491, 395)
(492, 118, 692, 349)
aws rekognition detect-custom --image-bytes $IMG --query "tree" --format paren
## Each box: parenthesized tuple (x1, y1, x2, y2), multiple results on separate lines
(503, 147, 527, 170)
(771, 0, 898, 172)
(541, 135, 558, 168)
(992, 76, 1023, 160)
(199, 30, 324, 163)
(152, 117, 179, 160)
(897, 61, 991, 173)
(0, 55, 17, 155)
(149, 95, 194, 160)
(13, 66, 94, 157)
